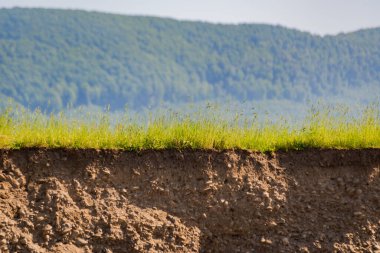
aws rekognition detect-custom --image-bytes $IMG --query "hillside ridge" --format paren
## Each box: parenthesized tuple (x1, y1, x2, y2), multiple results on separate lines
(0, 8, 380, 111)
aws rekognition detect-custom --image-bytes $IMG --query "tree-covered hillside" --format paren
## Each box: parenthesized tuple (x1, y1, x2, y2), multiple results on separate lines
(0, 8, 379, 111)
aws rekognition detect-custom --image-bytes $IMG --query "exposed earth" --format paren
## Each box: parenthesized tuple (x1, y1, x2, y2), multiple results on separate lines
(0, 148, 380, 252)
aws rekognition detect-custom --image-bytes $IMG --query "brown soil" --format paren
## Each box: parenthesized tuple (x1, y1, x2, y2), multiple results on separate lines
(0, 148, 380, 253)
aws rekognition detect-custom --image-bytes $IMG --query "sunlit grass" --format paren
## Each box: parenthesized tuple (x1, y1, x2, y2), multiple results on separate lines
(0, 104, 379, 151)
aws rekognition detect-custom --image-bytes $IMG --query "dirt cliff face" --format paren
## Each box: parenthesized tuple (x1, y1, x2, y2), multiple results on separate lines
(0, 148, 379, 253)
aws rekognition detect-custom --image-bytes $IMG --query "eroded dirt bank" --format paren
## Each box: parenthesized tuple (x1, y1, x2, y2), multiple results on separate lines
(0, 148, 380, 253)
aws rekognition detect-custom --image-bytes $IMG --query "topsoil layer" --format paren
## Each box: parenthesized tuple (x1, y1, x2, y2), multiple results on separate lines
(0, 148, 380, 253)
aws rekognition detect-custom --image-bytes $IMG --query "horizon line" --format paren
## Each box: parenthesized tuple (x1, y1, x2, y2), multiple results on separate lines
(2, 6, 380, 36)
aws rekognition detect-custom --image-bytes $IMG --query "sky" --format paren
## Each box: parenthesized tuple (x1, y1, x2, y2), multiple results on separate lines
(1, 0, 380, 35)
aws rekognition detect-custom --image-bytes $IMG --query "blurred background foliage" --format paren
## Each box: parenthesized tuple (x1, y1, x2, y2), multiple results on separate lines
(0, 8, 379, 112)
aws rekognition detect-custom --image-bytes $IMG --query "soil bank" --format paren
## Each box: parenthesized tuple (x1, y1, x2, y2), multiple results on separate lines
(0, 148, 380, 252)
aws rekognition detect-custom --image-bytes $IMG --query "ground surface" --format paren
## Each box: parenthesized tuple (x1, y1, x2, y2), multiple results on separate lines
(0, 148, 379, 252)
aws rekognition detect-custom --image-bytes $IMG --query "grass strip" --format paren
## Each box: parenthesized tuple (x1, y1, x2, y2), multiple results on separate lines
(0, 105, 379, 151)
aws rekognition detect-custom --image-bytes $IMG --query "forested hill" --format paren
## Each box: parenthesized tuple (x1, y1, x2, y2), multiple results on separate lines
(0, 8, 379, 111)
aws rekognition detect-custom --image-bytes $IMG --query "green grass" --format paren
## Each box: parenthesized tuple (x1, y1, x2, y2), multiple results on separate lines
(0, 104, 379, 151)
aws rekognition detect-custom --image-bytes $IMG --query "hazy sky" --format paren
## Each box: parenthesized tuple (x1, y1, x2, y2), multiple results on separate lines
(1, 0, 380, 35)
